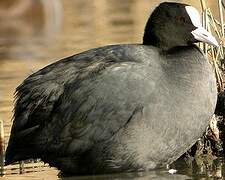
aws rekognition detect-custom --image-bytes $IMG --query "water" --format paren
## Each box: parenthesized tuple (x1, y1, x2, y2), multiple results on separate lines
(2, 157, 225, 179)
(0, 0, 224, 179)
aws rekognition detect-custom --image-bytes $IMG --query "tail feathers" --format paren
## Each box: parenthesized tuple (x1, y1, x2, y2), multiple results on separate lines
(5, 146, 39, 165)
(5, 125, 41, 165)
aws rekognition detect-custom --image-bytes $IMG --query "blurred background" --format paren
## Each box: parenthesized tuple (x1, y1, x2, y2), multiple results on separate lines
(0, 0, 223, 178)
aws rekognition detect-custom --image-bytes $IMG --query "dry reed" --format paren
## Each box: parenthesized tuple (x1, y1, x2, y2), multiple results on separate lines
(200, 0, 225, 92)
(0, 120, 5, 176)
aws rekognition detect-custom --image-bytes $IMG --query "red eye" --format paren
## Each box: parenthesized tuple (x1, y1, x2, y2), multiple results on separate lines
(177, 16, 186, 24)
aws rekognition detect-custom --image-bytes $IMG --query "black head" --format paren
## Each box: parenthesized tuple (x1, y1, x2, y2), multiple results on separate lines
(143, 2, 218, 50)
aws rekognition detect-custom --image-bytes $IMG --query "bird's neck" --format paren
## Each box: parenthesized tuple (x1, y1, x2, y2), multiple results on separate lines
(143, 36, 170, 51)
(143, 32, 187, 51)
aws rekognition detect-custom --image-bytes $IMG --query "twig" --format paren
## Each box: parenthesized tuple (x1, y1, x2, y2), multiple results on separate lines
(0, 120, 5, 176)
(200, 0, 207, 10)
(19, 161, 24, 174)
(207, 9, 222, 38)
(218, 0, 225, 38)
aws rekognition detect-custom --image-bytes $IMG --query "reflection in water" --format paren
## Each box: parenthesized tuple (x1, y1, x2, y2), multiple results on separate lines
(3, 158, 225, 180)
(0, 0, 62, 59)
(56, 157, 225, 180)
(59, 171, 190, 180)
(0, 0, 224, 179)
(172, 155, 224, 179)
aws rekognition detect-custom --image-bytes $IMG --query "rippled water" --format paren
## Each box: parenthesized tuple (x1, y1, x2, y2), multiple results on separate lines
(0, 0, 224, 179)
(3, 157, 225, 180)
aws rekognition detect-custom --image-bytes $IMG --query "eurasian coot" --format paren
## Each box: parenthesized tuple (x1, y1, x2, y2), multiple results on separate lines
(5, 2, 218, 174)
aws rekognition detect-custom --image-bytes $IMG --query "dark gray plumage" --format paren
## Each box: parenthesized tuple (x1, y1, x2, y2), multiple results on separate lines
(5, 2, 217, 175)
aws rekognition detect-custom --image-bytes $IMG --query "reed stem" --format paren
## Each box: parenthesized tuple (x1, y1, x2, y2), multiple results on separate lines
(0, 120, 5, 176)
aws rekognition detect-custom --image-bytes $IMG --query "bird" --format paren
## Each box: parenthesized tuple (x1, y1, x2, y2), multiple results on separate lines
(5, 2, 218, 175)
